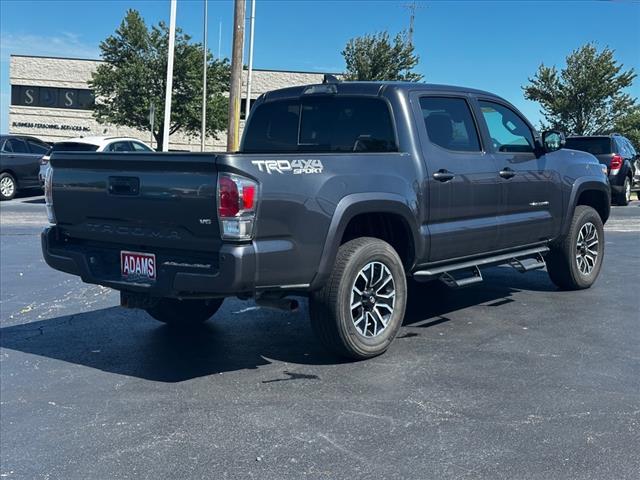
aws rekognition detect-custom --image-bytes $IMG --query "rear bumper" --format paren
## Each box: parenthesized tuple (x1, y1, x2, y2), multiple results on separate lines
(41, 226, 256, 298)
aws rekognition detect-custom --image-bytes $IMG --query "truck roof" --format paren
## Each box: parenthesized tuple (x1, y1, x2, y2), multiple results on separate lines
(262, 81, 502, 102)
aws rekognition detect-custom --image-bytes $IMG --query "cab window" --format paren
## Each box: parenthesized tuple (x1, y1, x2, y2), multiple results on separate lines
(242, 97, 397, 153)
(479, 101, 535, 153)
(420, 97, 481, 152)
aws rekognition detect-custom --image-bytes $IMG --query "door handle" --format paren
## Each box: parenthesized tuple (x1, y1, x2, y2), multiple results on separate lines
(433, 169, 455, 182)
(499, 167, 516, 179)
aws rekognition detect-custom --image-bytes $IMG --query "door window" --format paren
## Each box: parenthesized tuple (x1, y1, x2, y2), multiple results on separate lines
(27, 140, 49, 155)
(420, 97, 481, 152)
(5, 138, 28, 153)
(479, 101, 535, 153)
(131, 142, 152, 152)
(106, 141, 133, 152)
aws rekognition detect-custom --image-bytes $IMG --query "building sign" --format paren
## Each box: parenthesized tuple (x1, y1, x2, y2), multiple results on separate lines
(11, 85, 94, 110)
(12, 121, 91, 133)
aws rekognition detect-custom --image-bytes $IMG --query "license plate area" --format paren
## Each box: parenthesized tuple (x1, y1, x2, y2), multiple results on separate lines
(120, 251, 156, 282)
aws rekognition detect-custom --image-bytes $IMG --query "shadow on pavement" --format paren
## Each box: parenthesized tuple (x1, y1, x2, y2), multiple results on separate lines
(13, 189, 43, 200)
(0, 266, 557, 382)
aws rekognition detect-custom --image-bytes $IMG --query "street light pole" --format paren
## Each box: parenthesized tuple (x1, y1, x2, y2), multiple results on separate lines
(162, 0, 177, 152)
(244, 0, 256, 120)
(226, 0, 245, 152)
(201, 0, 208, 152)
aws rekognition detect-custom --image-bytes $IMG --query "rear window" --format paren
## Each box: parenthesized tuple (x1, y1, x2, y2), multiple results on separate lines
(51, 142, 99, 152)
(565, 137, 612, 155)
(242, 96, 397, 153)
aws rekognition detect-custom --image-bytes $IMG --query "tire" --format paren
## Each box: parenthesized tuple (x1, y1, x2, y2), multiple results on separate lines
(637, 191, 640, 201)
(145, 298, 224, 327)
(615, 177, 631, 206)
(309, 237, 407, 360)
(0, 172, 17, 201)
(546, 205, 604, 290)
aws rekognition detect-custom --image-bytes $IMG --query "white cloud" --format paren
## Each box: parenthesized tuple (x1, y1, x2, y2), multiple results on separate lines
(0, 31, 99, 61)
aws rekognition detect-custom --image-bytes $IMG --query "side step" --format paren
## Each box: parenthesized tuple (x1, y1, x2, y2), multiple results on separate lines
(509, 253, 546, 273)
(439, 266, 483, 288)
(413, 246, 549, 288)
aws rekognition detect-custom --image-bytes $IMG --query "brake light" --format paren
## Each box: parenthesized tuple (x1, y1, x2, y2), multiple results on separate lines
(217, 173, 258, 240)
(610, 154, 623, 174)
(44, 167, 56, 224)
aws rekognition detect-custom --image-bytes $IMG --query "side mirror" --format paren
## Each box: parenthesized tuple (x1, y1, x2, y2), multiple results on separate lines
(542, 130, 566, 152)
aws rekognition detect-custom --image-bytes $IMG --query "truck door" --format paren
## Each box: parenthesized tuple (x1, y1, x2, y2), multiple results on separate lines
(412, 94, 502, 262)
(475, 99, 562, 249)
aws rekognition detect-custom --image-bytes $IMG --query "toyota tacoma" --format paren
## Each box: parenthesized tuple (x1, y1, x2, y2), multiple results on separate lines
(42, 79, 611, 359)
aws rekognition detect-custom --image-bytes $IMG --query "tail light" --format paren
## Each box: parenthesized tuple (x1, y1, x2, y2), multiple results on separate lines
(44, 167, 56, 224)
(217, 173, 258, 240)
(610, 154, 623, 175)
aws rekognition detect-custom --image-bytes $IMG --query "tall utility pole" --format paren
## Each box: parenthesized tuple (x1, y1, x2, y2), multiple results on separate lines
(403, 1, 422, 46)
(226, 0, 245, 152)
(244, 0, 256, 120)
(201, 0, 208, 152)
(162, 0, 177, 152)
(218, 21, 222, 59)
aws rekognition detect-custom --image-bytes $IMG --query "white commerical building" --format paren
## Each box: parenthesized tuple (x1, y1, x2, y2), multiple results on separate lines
(8, 54, 332, 151)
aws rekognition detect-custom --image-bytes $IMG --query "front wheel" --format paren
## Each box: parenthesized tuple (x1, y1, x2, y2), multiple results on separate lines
(145, 298, 224, 327)
(546, 205, 604, 290)
(309, 237, 407, 360)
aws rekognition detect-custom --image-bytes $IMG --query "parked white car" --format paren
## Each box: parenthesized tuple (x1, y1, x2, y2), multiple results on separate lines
(39, 136, 153, 184)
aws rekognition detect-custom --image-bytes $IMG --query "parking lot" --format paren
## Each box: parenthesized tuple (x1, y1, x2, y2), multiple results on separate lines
(1, 192, 639, 479)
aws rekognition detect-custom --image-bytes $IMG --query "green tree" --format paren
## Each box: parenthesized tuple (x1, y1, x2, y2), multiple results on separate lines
(90, 9, 230, 149)
(523, 43, 637, 135)
(342, 30, 423, 82)
(612, 107, 640, 147)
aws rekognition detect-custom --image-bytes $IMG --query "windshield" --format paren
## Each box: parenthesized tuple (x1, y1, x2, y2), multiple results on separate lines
(242, 96, 397, 153)
(51, 142, 99, 152)
(565, 137, 612, 155)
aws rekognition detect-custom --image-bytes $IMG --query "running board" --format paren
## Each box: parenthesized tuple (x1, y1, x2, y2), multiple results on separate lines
(413, 246, 549, 286)
(439, 266, 483, 288)
(509, 252, 546, 273)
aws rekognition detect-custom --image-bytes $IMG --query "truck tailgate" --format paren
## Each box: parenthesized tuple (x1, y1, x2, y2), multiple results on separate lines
(50, 152, 221, 253)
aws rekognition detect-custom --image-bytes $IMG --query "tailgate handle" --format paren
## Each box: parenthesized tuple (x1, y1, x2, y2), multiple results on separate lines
(108, 176, 140, 196)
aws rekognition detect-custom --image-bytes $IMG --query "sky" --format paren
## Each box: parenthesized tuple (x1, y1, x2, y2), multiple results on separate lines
(1, 0, 639, 133)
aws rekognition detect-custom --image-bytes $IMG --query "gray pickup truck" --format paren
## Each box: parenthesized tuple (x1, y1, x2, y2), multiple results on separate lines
(42, 80, 610, 359)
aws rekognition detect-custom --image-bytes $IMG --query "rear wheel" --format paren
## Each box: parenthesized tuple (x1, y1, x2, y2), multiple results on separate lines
(616, 177, 631, 206)
(0, 172, 17, 201)
(145, 298, 224, 327)
(546, 206, 604, 290)
(309, 237, 407, 360)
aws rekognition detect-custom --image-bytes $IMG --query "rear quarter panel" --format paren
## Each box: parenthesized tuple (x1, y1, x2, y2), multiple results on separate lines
(217, 152, 421, 288)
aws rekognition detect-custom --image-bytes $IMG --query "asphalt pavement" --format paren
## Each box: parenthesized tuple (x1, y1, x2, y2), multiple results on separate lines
(1, 192, 639, 479)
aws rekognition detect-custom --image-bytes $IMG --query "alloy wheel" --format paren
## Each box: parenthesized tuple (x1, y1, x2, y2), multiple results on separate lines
(0, 176, 15, 198)
(575, 222, 599, 275)
(350, 261, 396, 337)
(625, 179, 631, 203)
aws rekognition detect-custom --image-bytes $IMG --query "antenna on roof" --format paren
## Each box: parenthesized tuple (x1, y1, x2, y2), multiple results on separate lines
(323, 74, 340, 84)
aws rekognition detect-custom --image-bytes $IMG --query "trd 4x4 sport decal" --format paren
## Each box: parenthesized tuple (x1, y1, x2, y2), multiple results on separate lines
(251, 159, 323, 175)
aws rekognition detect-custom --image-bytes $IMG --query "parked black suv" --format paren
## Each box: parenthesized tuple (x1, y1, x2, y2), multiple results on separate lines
(565, 134, 639, 205)
(0, 134, 49, 200)
(42, 81, 611, 359)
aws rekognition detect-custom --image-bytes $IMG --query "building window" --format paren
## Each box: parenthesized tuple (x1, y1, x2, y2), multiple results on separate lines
(11, 85, 95, 110)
